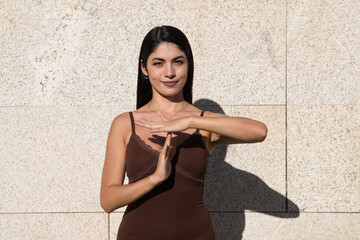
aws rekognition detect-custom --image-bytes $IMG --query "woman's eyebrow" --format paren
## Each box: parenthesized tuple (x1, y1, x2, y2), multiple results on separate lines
(173, 56, 185, 60)
(151, 57, 165, 62)
(151, 55, 185, 62)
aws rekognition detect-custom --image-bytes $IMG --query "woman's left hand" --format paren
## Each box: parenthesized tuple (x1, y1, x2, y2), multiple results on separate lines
(135, 117, 191, 133)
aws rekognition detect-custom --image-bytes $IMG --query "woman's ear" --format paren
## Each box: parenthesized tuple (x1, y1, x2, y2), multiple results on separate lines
(140, 59, 148, 77)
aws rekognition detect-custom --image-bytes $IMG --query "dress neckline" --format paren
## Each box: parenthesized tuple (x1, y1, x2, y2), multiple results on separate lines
(126, 110, 207, 156)
(127, 130, 206, 157)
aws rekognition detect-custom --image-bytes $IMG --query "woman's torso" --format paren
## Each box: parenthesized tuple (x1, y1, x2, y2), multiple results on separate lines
(117, 110, 215, 240)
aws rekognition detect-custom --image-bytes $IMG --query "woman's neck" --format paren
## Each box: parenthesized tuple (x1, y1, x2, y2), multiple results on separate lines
(148, 93, 188, 114)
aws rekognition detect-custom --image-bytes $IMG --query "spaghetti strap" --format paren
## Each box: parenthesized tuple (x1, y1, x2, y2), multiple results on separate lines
(129, 112, 135, 133)
(200, 110, 205, 117)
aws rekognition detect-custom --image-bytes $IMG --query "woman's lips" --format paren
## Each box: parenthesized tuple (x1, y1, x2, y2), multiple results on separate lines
(162, 81, 179, 87)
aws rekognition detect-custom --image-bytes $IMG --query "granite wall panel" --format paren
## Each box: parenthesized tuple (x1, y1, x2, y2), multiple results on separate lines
(288, 0, 360, 104)
(0, 0, 285, 106)
(0, 106, 130, 212)
(109, 213, 124, 240)
(242, 212, 360, 240)
(287, 104, 360, 212)
(1, 0, 359, 239)
(0, 213, 108, 240)
(110, 212, 360, 239)
(203, 106, 287, 212)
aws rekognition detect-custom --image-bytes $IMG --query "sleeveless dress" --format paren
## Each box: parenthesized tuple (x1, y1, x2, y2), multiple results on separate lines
(117, 111, 215, 240)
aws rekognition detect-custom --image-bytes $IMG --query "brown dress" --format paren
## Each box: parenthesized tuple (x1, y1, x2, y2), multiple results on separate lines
(117, 111, 215, 240)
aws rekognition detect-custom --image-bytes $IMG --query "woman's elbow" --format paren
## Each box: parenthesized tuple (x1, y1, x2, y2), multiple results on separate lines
(100, 197, 113, 214)
(259, 123, 268, 142)
(100, 191, 116, 213)
(254, 122, 267, 142)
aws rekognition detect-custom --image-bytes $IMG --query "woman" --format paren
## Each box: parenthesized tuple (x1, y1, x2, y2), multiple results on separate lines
(100, 25, 267, 239)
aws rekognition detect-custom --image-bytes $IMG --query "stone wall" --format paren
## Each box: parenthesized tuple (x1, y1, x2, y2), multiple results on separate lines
(1, 1, 359, 239)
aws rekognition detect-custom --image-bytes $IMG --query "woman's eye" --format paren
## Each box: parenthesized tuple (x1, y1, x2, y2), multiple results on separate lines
(175, 60, 184, 64)
(153, 62, 163, 66)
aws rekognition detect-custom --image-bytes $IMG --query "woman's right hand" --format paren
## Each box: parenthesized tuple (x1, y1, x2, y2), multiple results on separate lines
(101, 114, 178, 213)
(150, 132, 176, 184)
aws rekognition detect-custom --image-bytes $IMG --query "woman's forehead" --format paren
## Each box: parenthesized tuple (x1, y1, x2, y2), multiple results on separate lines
(150, 42, 186, 59)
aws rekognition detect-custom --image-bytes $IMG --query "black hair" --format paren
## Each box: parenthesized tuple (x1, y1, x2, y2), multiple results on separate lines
(136, 25, 194, 109)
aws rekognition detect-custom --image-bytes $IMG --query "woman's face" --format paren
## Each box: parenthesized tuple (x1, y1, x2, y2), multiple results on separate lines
(142, 42, 188, 99)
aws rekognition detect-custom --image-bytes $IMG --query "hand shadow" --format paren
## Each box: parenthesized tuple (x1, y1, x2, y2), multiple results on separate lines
(194, 99, 299, 240)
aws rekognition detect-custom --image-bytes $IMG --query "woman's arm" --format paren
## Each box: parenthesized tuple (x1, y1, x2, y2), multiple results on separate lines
(100, 113, 175, 213)
(189, 111, 267, 151)
(135, 111, 267, 153)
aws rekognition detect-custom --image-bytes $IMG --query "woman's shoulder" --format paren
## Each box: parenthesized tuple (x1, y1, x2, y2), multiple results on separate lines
(110, 112, 132, 133)
(112, 111, 131, 122)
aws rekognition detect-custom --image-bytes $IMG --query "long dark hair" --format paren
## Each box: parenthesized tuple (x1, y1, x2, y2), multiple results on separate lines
(136, 26, 194, 109)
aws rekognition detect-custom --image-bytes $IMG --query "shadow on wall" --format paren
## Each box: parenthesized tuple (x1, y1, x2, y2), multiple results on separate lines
(194, 99, 299, 240)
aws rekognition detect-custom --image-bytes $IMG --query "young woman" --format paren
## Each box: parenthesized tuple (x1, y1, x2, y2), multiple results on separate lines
(100, 25, 267, 240)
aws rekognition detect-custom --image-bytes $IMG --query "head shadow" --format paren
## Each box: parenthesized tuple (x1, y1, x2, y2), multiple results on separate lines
(194, 99, 299, 239)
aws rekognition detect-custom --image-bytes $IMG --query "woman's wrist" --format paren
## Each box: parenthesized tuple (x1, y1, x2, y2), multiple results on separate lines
(148, 174, 164, 186)
(187, 116, 197, 129)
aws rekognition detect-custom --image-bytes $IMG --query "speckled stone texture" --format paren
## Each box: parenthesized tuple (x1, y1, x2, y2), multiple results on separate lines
(241, 212, 360, 240)
(288, 0, 360, 104)
(0, 0, 285, 106)
(109, 213, 124, 240)
(1, 0, 360, 239)
(110, 212, 360, 239)
(0, 106, 130, 212)
(287, 105, 360, 212)
(0, 213, 108, 240)
(203, 106, 287, 212)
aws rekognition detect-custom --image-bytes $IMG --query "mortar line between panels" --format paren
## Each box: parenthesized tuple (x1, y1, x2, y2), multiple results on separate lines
(0, 211, 107, 214)
(0, 104, 287, 108)
(209, 211, 360, 214)
(285, 0, 289, 212)
(0, 103, 357, 108)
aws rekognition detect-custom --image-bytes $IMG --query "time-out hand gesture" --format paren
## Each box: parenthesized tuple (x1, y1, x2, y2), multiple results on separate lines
(135, 117, 190, 133)
(151, 133, 176, 184)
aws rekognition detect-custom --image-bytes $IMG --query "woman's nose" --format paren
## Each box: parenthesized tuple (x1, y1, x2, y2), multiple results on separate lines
(165, 64, 176, 78)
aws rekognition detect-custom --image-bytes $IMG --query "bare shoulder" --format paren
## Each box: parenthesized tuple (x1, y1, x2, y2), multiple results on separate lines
(112, 112, 131, 128)
(109, 112, 132, 143)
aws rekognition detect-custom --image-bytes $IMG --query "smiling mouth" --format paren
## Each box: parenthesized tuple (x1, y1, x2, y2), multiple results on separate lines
(161, 81, 179, 86)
